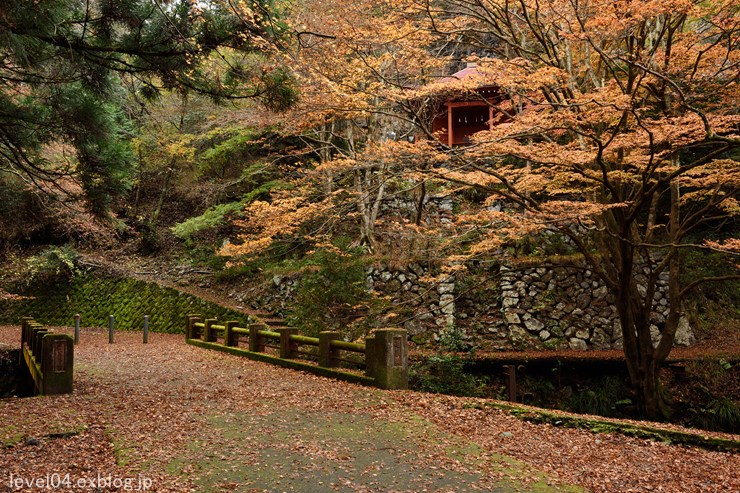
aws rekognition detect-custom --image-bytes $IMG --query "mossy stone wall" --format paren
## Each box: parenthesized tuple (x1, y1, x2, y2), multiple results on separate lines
(0, 274, 249, 333)
(0, 348, 20, 397)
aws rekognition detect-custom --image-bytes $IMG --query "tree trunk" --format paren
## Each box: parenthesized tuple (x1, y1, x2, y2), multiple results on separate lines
(630, 353, 672, 419)
(615, 242, 673, 420)
(619, 298, 673, 420)
(415, 181, 426, 225)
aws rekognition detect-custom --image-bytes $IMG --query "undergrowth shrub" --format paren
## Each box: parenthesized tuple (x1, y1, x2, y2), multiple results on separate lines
(25, 245, 80, 286)
(409, 354, 488, 397)
(681, 248, 740, 335)
(410, 325, 487, 397)
(437, 325, 473, 352)
(569, 376, 629, 418)
(172, 201, 244, 240)
(285, 248, 373, 338)
(172, 179, 286, 241)
(692, 398, 740, 433)
(684, 358, 740, 433)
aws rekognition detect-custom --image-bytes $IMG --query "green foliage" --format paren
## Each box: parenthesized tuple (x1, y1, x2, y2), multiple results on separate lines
(255, 67, 298, 112)
(198, 128, 268, 179)
(0, 0, 293, 214)
(172, 178, 286, 240)
(52, 85, 135, 215)
(410, 326, 487, 397)
(172, 202, 245, 240)
(691, 398, 740, 433)
(437, 325, 473, 352)
(569, 377, 628, 418)
(683, 358, 740, 433)
(286, 248, 372, 337)
(25, 245, 81, 286)
(409, 355, 488, 397)
(681, 248, 740, 332)
(238, 162, 278, 190)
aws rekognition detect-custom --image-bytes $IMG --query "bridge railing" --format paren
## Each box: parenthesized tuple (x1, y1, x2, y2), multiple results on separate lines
(185, 314, 407, 389)
(20, 318, 74, 395)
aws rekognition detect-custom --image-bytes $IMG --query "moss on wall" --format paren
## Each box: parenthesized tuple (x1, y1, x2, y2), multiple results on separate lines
(0, 273, 248, 333)
(0, 348, 20, 397)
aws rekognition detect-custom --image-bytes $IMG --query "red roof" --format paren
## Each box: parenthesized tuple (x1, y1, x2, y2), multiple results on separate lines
(441, 62, 487, 83)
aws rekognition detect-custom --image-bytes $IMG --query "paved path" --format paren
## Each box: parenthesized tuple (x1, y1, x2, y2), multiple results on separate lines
(0, 329, 580, 492)
(2, 327, 738, 492)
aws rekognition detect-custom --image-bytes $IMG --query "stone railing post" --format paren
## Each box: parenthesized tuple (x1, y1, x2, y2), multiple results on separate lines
(364, 335, 377, 378)
(249, 323, 267, 352)
(224, 321, 239, 347)
(203, 319, 217, 343)
(368, 329, 408, 390)
(186, 314, 202, 340)
(20, 317, 34, 347)
(32, 325, 48, 359)
(318, 331, 341, 368)
(277, 328, 299, 359)
(40, 334, 74, 395)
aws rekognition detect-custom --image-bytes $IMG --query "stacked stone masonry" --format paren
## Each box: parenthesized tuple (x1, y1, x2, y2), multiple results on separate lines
(338, 263, 695, 350)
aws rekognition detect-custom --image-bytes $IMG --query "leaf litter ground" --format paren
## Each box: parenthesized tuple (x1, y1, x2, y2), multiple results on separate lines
(0, 327, 737, 492)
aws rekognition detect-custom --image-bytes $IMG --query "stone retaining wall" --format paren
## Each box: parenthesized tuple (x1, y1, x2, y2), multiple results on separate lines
(0, 272, 249, 333)
(354, 262, 695, 350)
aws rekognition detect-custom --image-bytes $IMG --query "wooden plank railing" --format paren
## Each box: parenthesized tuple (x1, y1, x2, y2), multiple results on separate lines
(19, 318, 74, 395)
(185, 314, 408, 389)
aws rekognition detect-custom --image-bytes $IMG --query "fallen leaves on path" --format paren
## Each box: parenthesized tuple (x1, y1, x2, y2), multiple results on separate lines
(0, 327, 738, 492)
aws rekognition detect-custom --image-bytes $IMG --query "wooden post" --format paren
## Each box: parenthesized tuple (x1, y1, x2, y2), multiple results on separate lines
(31, 323, 44, 349)
(277, 328, 299, 359)
(504, 365, 517, 402)
(20, 317, 34, 362)
(224, 321, 239, 347)
(447, 103, 454, 147)
(249, 323, 267, 352)
(21, 318, 35, 347)
(108, 315, 114, 344)
(370, 329, 408, 390)
(143, 315, 149, 344)
(318, 331, 341, 368)
(32, 325, 48, 359)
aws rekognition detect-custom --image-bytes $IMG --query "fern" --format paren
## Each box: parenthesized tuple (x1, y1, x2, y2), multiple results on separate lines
(171, 202, 244, 240)
(171, 180, 287, 240)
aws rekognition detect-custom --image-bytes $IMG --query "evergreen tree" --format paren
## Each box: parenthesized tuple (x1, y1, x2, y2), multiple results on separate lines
(0, 0, 293, 214)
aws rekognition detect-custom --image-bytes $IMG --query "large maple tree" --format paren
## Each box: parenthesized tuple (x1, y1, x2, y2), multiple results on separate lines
(413, 0, 740, 418)
(222, 0, 444, 254)
(218, 0, 739, 418)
